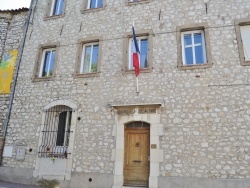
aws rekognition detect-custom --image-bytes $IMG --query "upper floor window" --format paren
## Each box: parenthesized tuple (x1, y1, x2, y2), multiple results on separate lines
(235, 18, 250, 66)
(46, 0, 65, 18)
(87, 0, 103, 9)
(181, 30, 206, 65)
(33, 43, 59, 81)
(39, 48, 56, 77)
(123, 30, 153, 74)
(75, 38, 102, 77)
(51, 0, 64, 15)
(177, 24, 212, 70)
(80, 42, 99, 74)
(128, 36, 149, 70)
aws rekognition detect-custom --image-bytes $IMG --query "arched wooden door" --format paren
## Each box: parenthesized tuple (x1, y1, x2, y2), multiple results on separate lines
(124, 121, 150, 186)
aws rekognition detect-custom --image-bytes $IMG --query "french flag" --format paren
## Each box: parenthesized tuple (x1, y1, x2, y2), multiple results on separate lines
(132, 25, 140, 77)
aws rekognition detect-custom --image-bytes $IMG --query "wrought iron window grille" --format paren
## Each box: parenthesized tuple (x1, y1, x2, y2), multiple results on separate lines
(38, 105, 73, 159)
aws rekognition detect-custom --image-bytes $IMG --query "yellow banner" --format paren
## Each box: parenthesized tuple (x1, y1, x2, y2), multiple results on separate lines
(0, 50, 18, 94)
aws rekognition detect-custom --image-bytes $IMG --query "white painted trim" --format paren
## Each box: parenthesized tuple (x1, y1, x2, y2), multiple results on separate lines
(44, 99, 78, 110)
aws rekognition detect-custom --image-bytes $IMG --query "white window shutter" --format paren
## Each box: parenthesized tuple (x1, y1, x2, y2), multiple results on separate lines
(240, 25, 250, 61)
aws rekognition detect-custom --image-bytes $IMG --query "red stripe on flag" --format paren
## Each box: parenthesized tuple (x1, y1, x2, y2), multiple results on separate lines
(133, 52, 140, 77)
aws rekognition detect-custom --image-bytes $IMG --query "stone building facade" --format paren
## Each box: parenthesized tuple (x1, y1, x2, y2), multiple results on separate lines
(1, 0, 250, 188)
(0, 8, 28, 161)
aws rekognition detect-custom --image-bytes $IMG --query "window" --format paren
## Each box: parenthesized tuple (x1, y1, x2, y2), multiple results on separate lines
(128, 36, 149, 70)
(38, 105, 72, 158)
(126, 0, 150, 5)
(235, 18, 250, 66)
(33, 43, 58, 80)
(87, 0, 103, 9)
(181, 30, 206, 65)
(80, 42, 99, 74)
(177, 24, 212, 70)
(123, 30, 153, 74)
(39, 48, 56, 77)
(46, 0, 65, 18)
(51, 0, 64, 15)
(75, 38, 102, 77)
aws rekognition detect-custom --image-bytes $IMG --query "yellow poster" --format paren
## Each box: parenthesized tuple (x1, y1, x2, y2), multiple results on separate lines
(0, 50, 18, 94)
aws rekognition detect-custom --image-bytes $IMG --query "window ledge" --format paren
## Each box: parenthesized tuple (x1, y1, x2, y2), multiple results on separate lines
(81, 6, 105, 14)
(126, 0, 152, 6)
(124, 68, 152, 74)
(240, 61, 250, 66)
(32, 76, 55, 82)
(44, 14, 65, 21)
(178, 63, 212, 70)
(74, 72, 100, 78)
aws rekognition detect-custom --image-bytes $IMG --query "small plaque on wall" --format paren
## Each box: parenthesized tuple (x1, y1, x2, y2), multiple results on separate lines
(16, 145, 26, 160)
(151, 144, 157, 149)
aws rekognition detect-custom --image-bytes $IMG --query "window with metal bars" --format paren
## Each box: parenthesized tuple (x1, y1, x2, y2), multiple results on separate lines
(38, 105, 72, 159)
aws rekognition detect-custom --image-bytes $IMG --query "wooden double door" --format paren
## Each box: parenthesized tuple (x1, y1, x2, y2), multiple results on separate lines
(124, 127, 150, 186)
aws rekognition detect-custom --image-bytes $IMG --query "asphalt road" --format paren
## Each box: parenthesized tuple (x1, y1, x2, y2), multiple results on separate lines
(0, 181, 41, 188)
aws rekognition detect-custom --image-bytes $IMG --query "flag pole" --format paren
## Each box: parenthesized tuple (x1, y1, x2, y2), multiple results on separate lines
(136, 76, 139, 93)
(132, 21, 139, 93)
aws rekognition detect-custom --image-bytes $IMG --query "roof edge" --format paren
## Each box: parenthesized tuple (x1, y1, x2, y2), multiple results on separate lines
(0, 8, 29, 14)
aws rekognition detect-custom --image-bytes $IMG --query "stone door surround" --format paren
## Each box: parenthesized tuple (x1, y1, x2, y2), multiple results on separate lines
(111, 103, 163, 188)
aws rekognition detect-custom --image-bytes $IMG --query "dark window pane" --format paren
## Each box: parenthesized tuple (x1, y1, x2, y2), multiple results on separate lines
(140, 39, 148, 68)
(90, 0, 96, 8)
(185, 47, 193, 65)
(48, 50, 55, 76)
(91, 45, 99, 72)
(56, 111, 67, 146)
(83, 46, 91, 73)
(195, 45, 205, 64)
(194, 33, 202, 44)
(53, 0, 64, 15)
(42, 51, 51, 76)
(184, 34, 192, 46)
(59, 0, 64, 14)
(97, 0, 103, 8)
(125, 121, 150, 128)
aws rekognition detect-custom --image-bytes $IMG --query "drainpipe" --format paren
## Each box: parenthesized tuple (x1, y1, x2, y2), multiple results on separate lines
(1, 0, 35, 164)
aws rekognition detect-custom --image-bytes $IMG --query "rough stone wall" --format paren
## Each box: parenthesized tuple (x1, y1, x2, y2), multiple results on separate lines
(3, 0, 250, 181)
(0, 11, 27, 152)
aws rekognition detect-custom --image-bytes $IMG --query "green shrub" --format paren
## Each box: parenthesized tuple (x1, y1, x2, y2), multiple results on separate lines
(37, 179, 59, 188)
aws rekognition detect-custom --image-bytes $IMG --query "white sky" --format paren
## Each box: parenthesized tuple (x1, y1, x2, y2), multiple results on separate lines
(0, 0, 31, 10)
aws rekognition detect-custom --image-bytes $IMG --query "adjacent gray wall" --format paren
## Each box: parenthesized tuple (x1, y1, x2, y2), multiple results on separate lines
(0, 10, 28, 162)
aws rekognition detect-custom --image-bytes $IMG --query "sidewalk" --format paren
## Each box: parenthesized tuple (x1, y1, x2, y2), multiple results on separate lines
(0, 181, 41, 188)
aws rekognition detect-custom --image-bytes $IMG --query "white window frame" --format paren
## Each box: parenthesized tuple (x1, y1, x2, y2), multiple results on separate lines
(50, 0, 64, 16)
(239, 25, 250, 61)
(80, 42, 99, 74)
(181, 30, 207, 65)
(87, 0, 103, 9)
(39, 48, 55, 77)
(128, 36, 148, 70)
